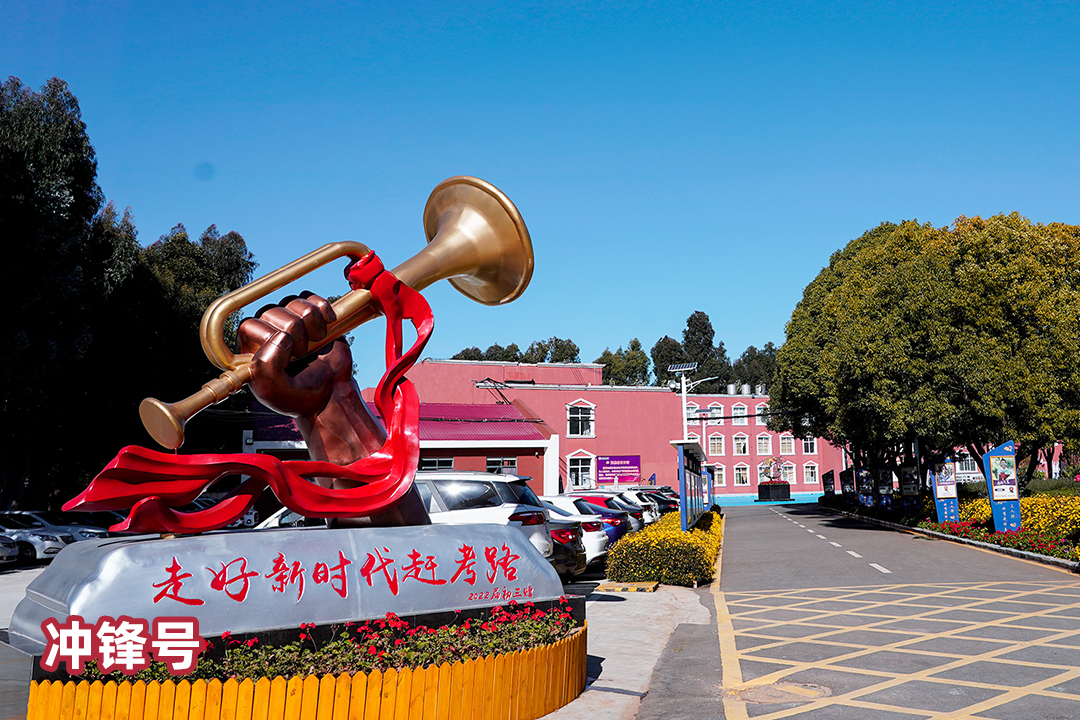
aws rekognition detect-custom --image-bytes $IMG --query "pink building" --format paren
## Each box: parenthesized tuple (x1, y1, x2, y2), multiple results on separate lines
(387, 359, 846, 501)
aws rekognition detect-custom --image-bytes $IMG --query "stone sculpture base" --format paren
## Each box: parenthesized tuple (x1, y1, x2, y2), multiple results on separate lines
(10, 523, 563, 655)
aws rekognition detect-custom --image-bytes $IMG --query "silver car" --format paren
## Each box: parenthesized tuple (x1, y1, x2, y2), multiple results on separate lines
(0, 534, 18, 564)
(0, 511, 109, 541)
(0, 514, 71, 562)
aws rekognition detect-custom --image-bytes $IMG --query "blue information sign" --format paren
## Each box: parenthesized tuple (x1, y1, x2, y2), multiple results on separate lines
(982, 441, 1021, 532)
(930, 460, 959, 523)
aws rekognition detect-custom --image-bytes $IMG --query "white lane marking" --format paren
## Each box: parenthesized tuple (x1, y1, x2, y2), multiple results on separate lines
(847, 551, 862, 558)
(816, 534, 827, 539)
(830, 542, 841, 547)
(869, 563, 893, 574)
(807, 529, 816, 533)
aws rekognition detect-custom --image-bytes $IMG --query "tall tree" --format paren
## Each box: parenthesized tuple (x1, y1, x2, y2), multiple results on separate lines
(595, 338, 650, 385)
(451, 347, 483, 360)
(547, 337, 580, 363)
(481, 343, 521, 362)
(680, 311, 733, 393)
(770, 214, 1080, 486)
(650, 335, 686, 387)
(521, 340, 551, 364)
(733, 342, 778, 390)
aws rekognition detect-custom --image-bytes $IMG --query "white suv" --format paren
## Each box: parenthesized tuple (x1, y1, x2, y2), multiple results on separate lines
(257, 472, 553, 560)
(413, 472, 553, 559)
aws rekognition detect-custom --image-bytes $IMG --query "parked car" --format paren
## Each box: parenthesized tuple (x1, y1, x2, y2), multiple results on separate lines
(61, 510, 127, 532)
(569, 492, 646, 532)
(636, 490, 680, 513)
(542, 496, 630, 547)
(0, 534, 18, 565)
(0, 514, 71, 563)
(258, 472, 554, 560)
(547, 518, 588, 577)
(0, 511, 109, 541)
(616, 491, 661, 523)
(413, 472, 553, 559)
(541, 501, 608, 568)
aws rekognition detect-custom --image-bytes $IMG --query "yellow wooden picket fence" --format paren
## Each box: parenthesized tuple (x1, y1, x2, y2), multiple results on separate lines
(26, 625, 586, 720)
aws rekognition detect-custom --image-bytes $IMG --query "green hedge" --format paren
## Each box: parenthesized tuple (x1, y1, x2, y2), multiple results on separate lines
(606, 510, 723, 587)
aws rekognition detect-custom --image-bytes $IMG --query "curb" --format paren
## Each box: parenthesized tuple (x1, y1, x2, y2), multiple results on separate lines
(819, 506, 1080, 573)
(596, 582, 660, 593)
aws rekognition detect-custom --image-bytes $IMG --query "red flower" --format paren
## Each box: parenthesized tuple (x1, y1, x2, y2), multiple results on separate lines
(299, 633, 308, 640)
(368, 645, 378, 654)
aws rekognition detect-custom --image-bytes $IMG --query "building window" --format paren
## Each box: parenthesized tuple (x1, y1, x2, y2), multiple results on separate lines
(802, 437, 817, 455)
(713, 465, 726, 486)
(756, 404, 768, 425)
(420, 457, 453, 470)
(732, 404, 748, 425)
(782, 463, 796, 484)
(685, 403, 699, 423)
(758, 462, 771, 484)
(780, 435, 795, 455)
(733, 434, 749, 455)
(568, 403, 594, 437)
(486, 457, 517, 475)
(708, 403, 724, 425)
(568, 457, 593, 488)
(757, 434, 772, 456)
(957, 453, 978, 473)
(688, 433, 700, 446)
(709, 434, 725, 456)
(804, 463, 819, 484)
(734, 465, 750, 486)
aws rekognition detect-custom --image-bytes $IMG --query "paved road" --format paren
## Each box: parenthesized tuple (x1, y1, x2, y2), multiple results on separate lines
(0, 564, 44, 720)
(639, 503, 1080, 720)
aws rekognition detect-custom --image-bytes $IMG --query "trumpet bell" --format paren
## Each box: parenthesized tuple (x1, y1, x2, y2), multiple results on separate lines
(420, 176, 533, 306)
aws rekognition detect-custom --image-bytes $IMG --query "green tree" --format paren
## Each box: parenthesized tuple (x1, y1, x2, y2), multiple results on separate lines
(0, 77, 259, 509)
(770, 214, 1080, 486)
(595, 338, 650, 385)
(681, 311, 733, 393)
(547, 337, 580, 363)
(481, 343, 522, 362)
(733, 342, 778, 390)
(521, 340, 551, 364)
(650, 335, 686, 387)
(451, 347, 483, 360)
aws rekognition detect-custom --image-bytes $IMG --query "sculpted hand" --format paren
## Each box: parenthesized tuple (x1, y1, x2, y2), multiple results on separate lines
(237, 291, 386, 465)
(237, 292, 348, 418)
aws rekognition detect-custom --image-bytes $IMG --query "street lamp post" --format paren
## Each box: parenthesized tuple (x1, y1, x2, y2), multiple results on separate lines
(667, 363, 719, 442)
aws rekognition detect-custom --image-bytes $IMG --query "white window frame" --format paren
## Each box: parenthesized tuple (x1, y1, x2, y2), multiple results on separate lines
(732, 404, 748, 426)
(780, 435, 795, 456)
(567, 400, 596, 438)
(781, 462, 796, 484)
(804, 462, 819, 484)
(713, 464, 726, 486)
(420, 457, 453, 470)
(734, 464, 750, 486)
(802, 437, 818, 455)
(757, 434, 772, 456)
(708, 403, 725, 425)
(756, 404, 769, 426)
(733, 433, 749, 456)
(708, 433, 725, 456)
(567, 450, 596, 489)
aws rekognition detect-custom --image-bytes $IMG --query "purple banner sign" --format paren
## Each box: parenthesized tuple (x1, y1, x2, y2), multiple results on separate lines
(596, 455, 641, 484)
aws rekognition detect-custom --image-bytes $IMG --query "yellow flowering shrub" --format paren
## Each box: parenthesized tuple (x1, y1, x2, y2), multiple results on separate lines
(607, 510, 723, 587)
(959, 498, 992, 524)
(958, 496, 1080, 542)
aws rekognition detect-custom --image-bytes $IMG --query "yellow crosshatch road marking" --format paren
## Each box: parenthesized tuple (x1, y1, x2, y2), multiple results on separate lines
(715, 580, 1080, 720)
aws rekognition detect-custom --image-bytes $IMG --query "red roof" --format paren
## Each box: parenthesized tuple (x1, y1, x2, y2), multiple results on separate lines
(252, 402, 546, 444)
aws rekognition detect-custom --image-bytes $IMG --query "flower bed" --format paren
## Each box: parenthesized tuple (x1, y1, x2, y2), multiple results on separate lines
(917, 520, 1077, 560)
(28, 602, 587, 720)
(606, 510, 723, 587)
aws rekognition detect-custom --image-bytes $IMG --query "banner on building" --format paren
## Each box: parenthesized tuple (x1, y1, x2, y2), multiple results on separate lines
(596, 455, 642, 485)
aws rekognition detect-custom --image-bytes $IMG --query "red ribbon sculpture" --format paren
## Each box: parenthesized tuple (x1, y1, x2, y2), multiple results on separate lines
(64, 253, 433, 534)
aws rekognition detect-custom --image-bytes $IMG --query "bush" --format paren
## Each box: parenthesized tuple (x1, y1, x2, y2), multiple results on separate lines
(606, 510, 722, 587)
(1026, 475, 1080, 496)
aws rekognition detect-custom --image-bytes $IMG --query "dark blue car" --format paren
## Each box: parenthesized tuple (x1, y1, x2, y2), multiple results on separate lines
(572, 500, 631, 546)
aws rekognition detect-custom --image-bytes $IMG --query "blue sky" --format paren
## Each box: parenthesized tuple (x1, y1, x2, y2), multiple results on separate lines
(8, 1, 1080, 384)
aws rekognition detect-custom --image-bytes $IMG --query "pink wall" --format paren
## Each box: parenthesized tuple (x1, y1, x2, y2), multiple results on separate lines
(401, 360, 845, 495)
